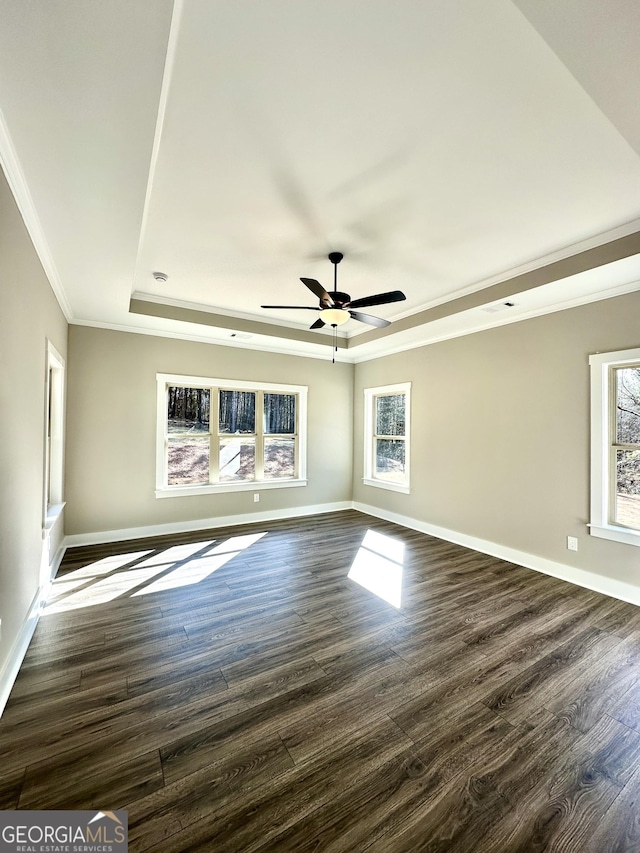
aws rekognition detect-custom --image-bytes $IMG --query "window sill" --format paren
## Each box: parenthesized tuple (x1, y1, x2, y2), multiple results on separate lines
(43, 502, 66, 538)
(156, 479, 308, 499)
(362, 477, 410, 495)
(589, 523, 640, 547)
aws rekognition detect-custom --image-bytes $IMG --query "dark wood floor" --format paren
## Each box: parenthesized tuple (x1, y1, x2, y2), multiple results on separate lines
(2, 510, 640, 851)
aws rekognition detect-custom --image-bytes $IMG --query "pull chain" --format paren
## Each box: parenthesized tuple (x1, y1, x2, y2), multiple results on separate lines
(332, 323, 338, 363)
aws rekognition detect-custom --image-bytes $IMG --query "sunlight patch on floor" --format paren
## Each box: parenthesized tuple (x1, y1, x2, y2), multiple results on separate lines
(43, 565, 169, 613)
(133, 541, 216, 568)
(60, 550, 154, 581)
(132, 532, 268, 595)
(205, 533, 268, 555)
(47, 577, 95, 598)
(43, 533, 269, 612)
(348, 529, 405, 608)
(132, 552, 236, 595)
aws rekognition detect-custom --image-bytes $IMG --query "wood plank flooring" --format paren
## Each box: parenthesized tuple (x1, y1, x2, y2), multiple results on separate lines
(2, 509, 640, 851)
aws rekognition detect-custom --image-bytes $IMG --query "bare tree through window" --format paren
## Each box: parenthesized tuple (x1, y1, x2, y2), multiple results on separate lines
(165, 385, 298, 486)
(615, 367, 640, 527)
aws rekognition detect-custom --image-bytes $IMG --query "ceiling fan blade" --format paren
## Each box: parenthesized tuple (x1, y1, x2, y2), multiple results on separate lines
(347, 290, 406, 309)
(261, 305, 321, 310)
(300, 277, 332, 305)
(349, 310, 390, 328)
(309, 318, 325, 329)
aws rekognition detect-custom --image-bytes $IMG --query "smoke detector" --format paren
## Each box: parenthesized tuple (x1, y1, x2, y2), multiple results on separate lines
(153, 271, 168, 283)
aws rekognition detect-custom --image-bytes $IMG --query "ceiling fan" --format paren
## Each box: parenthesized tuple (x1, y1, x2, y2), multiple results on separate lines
(261, 251, 406, 330)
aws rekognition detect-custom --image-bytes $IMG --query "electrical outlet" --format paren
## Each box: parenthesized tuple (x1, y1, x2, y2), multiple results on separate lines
(567, 536, 578, 552)
(253, 493, 260, 503)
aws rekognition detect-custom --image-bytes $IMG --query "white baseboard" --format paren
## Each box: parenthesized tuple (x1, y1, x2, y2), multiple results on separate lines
(0, 587, 45, 718)
(354, 502, 640, 607)
(49, 542, 66, 582)
(64, 499, 640, 605)
(63, 501, 353, 548)
(0, 531, 66, 719)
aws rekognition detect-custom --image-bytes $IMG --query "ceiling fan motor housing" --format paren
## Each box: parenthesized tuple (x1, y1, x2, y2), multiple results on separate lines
(330, 291, 351, 307)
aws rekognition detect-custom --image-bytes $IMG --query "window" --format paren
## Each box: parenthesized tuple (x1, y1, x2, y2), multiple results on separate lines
(363, 382, 410, 493)
(590, 347, 640, 546)
(156, 374, 307, 497)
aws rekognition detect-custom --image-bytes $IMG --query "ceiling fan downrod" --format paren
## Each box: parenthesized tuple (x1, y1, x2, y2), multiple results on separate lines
(327, 251, 343, 362)
(328, 251, 343, 294)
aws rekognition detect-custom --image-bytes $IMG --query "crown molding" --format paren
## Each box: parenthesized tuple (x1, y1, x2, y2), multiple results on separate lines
(384, 215, 640, 323)
(0, 105, 73, 321)
(131, 290, 348, 339)
(70, 317, 357, 363)
(353, 228, 640, 349)
(349, 276, 640, 363)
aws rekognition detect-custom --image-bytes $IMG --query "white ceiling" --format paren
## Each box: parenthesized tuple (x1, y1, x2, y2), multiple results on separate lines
(2, 0, 640, 362)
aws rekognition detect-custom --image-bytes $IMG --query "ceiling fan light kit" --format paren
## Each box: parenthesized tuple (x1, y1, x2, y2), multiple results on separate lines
(319, 308, 349, 326)
(261, 251, 407, 361)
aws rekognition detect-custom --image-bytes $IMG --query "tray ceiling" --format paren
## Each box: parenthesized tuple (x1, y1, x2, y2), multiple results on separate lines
(2, 0, 640, 361)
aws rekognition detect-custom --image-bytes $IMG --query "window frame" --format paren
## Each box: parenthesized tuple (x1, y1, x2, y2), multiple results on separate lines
(589, 347, 640, 546)
(363, 382, 411, 494)
(156, 373, 307, 498)
(43, 340, 65, 527)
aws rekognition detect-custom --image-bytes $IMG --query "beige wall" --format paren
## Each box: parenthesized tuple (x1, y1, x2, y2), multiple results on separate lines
(66, 292, 640, 593)
(65, 326, 353, 535)
(354, 292, 640, 589)
(0, 168, 68, 681)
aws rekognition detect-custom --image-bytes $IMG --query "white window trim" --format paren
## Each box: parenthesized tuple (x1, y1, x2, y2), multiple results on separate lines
(363, 382, 411, 494)
(589, 347, 640, 547)
(43, 341, 66, 529)
(156, 373, 307, 498)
